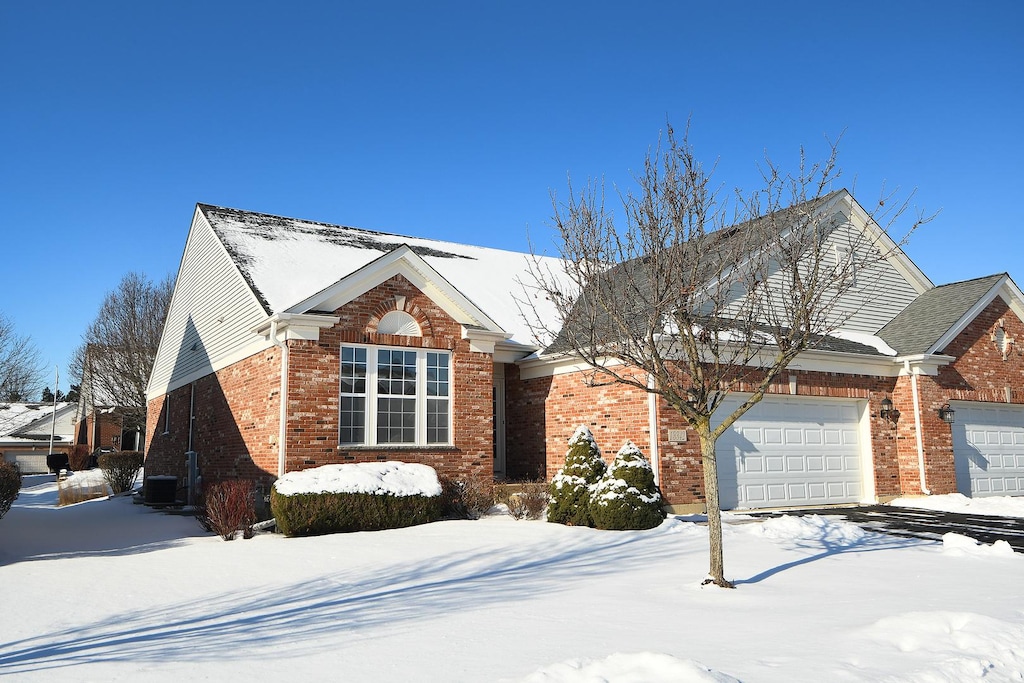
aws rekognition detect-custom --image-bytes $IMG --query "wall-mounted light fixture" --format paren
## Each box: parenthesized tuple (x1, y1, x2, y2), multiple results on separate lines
(937, 403, 955, 424)
(879, 397, 900, 426)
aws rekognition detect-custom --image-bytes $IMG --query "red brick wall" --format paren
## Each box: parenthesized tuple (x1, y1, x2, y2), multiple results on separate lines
(146, 274, 495, 486)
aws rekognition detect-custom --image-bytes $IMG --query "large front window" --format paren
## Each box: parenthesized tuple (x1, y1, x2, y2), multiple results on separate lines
(339, 345, 451, 446)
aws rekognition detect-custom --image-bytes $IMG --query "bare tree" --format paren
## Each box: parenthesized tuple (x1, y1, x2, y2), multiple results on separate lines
(525, 125, 929, 587)
(71, 272, 175, 433)
(0, 312, 43, 401)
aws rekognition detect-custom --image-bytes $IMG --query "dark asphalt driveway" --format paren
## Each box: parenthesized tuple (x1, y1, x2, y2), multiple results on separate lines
(749, 505, 1024, 552)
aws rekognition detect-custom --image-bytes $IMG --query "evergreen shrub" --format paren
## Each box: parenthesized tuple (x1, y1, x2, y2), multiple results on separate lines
(590, 441, 666, 531)
(547, 425, 606, 526)
(98, 451, 145, 494)
(271, 489, 443, 537)
(0, 460, 20, 520)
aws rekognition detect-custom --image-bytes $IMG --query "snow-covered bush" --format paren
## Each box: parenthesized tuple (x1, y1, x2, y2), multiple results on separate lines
(590, 441, 665, 531)
(0, 460, 20, 520)
(199, 479, 257, 540)
(547, 426, 606, 527)
(271, 462, 444, 537)
(439, 474, 494, 519)
(98, 450, 144, 494)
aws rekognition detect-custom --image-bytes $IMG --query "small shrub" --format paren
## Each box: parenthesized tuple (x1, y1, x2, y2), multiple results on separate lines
(98, 450, 145, 494)
(0, 460, 20, 520)
(504, 480, 549, 520)
(68, 445, 92, 471)
(547, 425, 606, 527)
(440, 475, 495, 519)
(198, 480, 257, 540)
(271, 489, 443, 537)
(590, 441, 666, 531)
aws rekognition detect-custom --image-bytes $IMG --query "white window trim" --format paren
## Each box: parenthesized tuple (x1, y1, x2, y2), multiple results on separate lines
(339, 344, 453, 447)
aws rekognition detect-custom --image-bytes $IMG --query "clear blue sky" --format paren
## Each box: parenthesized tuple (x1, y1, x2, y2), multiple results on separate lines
(2, 1, 1022, 394)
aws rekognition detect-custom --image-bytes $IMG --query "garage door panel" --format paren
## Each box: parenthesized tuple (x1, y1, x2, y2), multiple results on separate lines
(716, 396, 864, 510)
(953, 402, 1024, 498)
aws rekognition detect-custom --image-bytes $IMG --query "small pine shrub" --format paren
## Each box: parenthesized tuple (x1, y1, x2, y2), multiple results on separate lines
(98, 450, 145, 494)
(503, 480, 549, 520)
(440, 475, 495, 519)
(0, 460, 20, 520)
(198, 480, 258, 540)
(271, 488, 443, 537)
(547, 425, 606, 527)
(590, 441, 666, 531)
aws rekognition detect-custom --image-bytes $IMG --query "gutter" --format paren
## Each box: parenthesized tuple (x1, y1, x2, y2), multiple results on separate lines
(270, 320, 288, 478)
(905, 359, 931, 495)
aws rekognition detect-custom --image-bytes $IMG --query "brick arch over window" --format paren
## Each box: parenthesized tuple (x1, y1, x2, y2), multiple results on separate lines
(365, 295, 433, 338)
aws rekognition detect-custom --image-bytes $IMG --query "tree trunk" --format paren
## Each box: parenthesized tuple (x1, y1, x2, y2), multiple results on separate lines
(700, 432, 734, 588)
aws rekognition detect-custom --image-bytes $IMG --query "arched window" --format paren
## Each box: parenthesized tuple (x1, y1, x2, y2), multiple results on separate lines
(377, 310, 421, 336)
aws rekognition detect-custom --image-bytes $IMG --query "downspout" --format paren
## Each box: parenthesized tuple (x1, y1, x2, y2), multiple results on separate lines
(270, 320, 289, 478)
(905, 359, 931, 495)
(647, 374, 660, 486)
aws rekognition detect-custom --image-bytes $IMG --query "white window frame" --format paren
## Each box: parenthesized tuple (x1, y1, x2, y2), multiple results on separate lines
(339, 344, 452, 447)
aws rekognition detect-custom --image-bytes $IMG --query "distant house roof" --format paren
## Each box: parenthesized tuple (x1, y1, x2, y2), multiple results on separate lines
(878, 274, 1008, 356)
(0, 402, 75, 443)
(199, 204, 562, 347)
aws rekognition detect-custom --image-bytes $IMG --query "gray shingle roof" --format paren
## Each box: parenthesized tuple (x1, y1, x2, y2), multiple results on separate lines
(877, 274, 1006, 355)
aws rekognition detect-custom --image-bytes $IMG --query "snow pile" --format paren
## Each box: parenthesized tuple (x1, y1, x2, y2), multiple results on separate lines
(747, 514, 866, 545)
(272, 461, 442, 497)
(856, 612, 1024, 681)
(890, 493, 1024, 518)
(515, 652, 739, 683)
(942, 532, 1016, 557)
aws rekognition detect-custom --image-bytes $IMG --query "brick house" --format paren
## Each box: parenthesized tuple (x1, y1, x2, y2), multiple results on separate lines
(145, 194, 1024, 510)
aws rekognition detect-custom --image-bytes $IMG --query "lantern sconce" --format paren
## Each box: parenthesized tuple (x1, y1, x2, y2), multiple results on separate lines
(937, 403, 956, 424)
(879, 397, 900, 426)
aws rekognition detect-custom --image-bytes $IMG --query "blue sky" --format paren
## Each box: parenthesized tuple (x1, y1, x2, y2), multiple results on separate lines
(2, 1, 1022, 394)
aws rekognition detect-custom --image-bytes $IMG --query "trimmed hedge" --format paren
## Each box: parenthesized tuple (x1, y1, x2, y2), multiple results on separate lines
(590, 441, 666, 531)
(547, 425, 606, 527)
(98, 450, 145, 494)
(0, 460, 20, 520)
(271, 488, 443, 537)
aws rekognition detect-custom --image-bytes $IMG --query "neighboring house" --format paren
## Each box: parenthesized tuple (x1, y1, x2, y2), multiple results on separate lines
(74, 347, 144, 454)
(0, 402, 77, 474)
(145, 193, 1024, 510)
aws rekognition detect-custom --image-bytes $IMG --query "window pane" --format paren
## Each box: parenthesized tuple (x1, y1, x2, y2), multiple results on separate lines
(340, 396, 365, 444)
(427, 352, 449, 398)
(378, 349, 416, 396)
(427, 398, 448, 444)
(377, 397, 415, 443)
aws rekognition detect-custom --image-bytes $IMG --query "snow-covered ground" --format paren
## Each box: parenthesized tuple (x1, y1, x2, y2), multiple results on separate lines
(1, 471, 1022, 682)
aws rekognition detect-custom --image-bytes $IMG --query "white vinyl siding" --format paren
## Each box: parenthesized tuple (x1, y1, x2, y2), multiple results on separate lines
(339, 345, 451, 447)
(148, 211, 270, 396)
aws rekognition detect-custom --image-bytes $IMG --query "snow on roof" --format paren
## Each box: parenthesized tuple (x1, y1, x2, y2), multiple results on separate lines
(0, 402, 73, 438)
(200, 205, 565, 347)
(272, 461, 442, 498)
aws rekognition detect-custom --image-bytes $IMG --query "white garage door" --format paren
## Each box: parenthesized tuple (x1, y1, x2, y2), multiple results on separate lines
(3, 451, 48, 474)
(952, 402, 1024, 497)
(715, 396, 865, 510)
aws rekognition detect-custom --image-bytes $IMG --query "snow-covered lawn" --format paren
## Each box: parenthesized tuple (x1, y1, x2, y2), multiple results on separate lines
(1, 471, 1022, 682)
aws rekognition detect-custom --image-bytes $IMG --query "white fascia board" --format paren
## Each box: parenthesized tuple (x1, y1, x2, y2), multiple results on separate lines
(252, 312, 340, 339)
(517, 353, 627, 380)
(926, 275, 1011, 354)
(462, 327, 513, 355)
(895, 353, 957, 376)
(285, 245, 506, 335)
(494, 340, 539, 364)
(842, 192, 934, 295)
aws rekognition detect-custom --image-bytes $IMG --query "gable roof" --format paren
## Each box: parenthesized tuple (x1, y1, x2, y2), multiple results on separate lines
(198, 204, 560, 346)
(878, 273, 1022, 356)
(0, 402, 75, 442)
